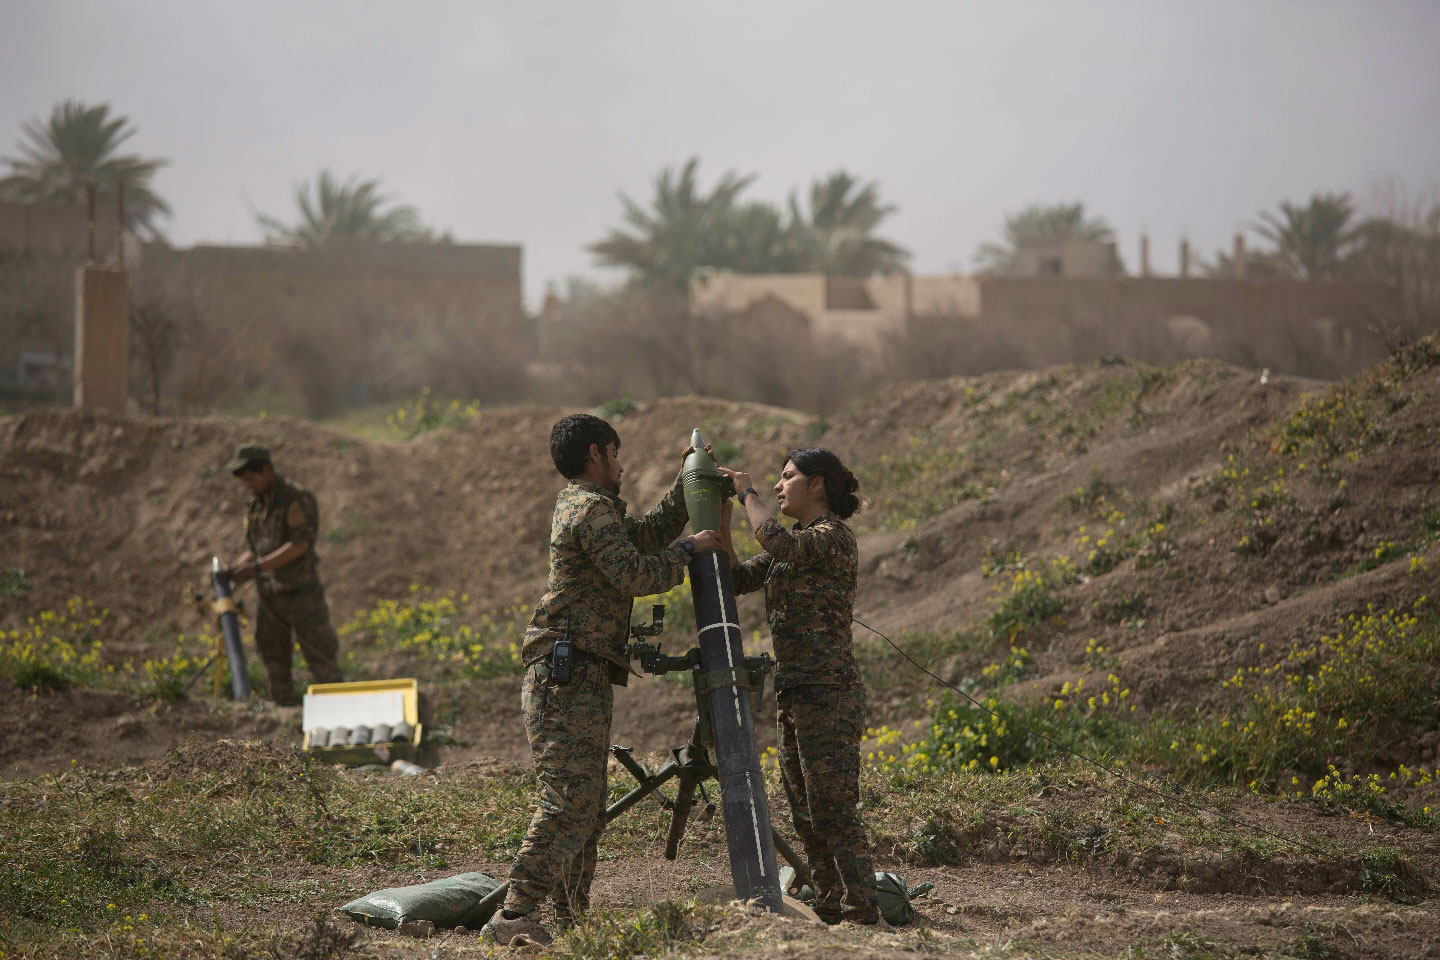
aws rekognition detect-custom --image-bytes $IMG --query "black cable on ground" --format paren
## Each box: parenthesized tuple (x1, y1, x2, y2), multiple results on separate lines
(852, 617, 1342, 861)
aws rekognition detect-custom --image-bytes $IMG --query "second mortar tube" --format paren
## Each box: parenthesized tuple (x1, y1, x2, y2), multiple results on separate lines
(211, 557, 251, 701)
(682, 429, 783, 911)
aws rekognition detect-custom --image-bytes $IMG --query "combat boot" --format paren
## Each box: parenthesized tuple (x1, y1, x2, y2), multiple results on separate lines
(479, 911, 554, 946)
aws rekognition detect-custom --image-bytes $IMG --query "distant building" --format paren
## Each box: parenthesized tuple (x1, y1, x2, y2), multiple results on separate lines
(0, 201, 526, 414)
(691, 269, 1399, 381)
(1010, 238, 1123, 278)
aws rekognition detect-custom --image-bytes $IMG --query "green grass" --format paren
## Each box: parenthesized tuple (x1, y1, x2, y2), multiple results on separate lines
(2, 741, 1422, 960)
(1, 567, 29, 597)
(1, 649, 1432, 960)
(324, 514, 374, 545)
(871, 596, 1440, 830)
(985, 564, 1068, 643)
(210, 384, 303, 420)
(597, 395, 638, 418)
(846, 434, 1008, 538)
(386, 391, 482, 440)
(340, 588, 529, 680)
(855, 433, 1003, 532)
(548, 901, 723, 960)
(0, 599, 230, 703)
(1087, 366, 1170, 430)
(319, 402, 404, 443)
(854, 628, 990, 697)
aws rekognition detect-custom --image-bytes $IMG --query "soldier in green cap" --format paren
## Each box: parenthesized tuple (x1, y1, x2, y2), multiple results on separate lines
(223, 444, 344, 705)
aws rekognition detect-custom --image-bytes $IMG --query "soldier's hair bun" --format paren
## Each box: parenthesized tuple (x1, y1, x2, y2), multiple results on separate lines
(783, 447, 862, 519)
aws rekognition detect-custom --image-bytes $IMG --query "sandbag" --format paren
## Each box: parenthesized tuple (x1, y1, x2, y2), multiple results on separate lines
(339, 871, 503, 930)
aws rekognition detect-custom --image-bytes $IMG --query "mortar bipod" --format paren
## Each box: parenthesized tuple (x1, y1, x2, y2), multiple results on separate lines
(605, 641, 815, 895)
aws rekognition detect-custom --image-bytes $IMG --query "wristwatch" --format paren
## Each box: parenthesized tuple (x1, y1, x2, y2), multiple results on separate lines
(677, 539, 696, 558)
(738, 486, 758, 505)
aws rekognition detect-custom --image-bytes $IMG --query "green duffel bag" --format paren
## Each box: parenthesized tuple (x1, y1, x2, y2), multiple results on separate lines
(339, 871, 503, 930)
(876, 871, 935, 926)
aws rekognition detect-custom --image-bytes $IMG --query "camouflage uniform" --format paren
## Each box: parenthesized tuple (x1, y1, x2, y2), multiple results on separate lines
(732, 513, 879, 924)
(504, 477, 690, 918)
(243, 476, 343, 705)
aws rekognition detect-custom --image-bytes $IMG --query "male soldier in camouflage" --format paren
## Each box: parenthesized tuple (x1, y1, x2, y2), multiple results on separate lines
(224, 444, 344, 706)
(719, 449, 882, 927)
(481, 414, 721, 947)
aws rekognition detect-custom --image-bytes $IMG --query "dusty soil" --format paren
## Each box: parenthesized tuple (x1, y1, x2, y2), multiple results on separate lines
(4, 349, 1439, 770)
(4, 341, 1440, 957)
(143, 750, 1440, 960)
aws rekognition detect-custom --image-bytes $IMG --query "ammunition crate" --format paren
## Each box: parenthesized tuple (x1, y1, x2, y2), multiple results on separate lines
(301, 678, 423, 766)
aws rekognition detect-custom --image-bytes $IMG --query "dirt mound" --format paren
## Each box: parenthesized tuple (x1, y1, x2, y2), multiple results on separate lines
(0, 679, 298, 778)
(0, 397, 814, 639)
(3, 339, 1439, 778)
(145, 737, 304, 784)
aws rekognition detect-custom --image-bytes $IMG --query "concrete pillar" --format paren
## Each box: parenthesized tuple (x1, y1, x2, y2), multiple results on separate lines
(74, 265, 130, 411)
(1233, 233, 1247, 279)
(1179, 239, 1191, 279)
(1140, 233, 1151, 277)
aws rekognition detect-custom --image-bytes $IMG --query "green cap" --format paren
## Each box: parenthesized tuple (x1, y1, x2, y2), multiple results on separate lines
(224, 444, 271, 473)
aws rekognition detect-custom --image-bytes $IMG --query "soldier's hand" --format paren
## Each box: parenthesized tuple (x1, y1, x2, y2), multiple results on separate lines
(229, 562, 255, 584)
(689, 530, 722, 553)
(717, 465, 753, 493)
(681, 442, 717, 462)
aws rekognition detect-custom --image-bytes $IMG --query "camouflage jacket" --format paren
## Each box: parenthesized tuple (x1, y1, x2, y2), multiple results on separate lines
(244, 476, 323, 596)
(521, 477, 690, 680)
(732, 513, 861, 692)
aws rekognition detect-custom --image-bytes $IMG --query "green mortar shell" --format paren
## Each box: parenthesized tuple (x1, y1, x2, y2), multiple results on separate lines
(682, 429, 733, 533)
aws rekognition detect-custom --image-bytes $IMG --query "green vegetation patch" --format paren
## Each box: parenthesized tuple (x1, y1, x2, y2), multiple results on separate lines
(0, 598, 217, 701)
(855, 432, 1003, 532)
(1, 567, 30, 597)
(854, 628, 990, 697)
(340, 586, 529, 679)
(324, 513, 374, 545)
(866, 597, 1440, 829)
(596, 394, 638, 419)
(387, 388, 482, 440)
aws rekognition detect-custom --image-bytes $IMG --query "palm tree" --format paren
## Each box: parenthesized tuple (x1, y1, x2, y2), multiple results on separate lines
(1346, 200, 1440, 330)
(716, 201, 802, 274)
(0, 99, 170, 239)
(974, 202, 1115, 274)
(787, 171, 910, 276)
(589, 157, 757, 295)
(256, 170, 430, 246)
(1251, 192, 1357, 280)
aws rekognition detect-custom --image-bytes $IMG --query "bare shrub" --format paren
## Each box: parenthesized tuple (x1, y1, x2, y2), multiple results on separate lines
(129, 279, 202, 414)
(1353, 182, 1440, 346)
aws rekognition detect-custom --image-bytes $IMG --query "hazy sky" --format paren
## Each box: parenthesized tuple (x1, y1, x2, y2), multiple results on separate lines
(4, 1, 1438, 308)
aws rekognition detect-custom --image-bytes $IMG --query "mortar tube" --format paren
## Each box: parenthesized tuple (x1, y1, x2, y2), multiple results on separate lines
(210, 558, 251, 701)
(688, 548, 783, 912)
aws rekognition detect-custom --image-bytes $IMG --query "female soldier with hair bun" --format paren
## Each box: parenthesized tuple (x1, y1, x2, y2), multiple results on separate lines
(717, 448, 881, 927)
